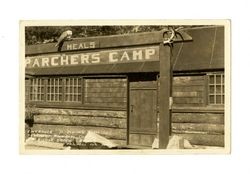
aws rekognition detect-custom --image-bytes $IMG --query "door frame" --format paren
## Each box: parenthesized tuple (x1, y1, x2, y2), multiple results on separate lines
(127, 74, 158, 147)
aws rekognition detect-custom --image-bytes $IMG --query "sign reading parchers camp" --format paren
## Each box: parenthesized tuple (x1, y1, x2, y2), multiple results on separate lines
(25, 46, 159, 68)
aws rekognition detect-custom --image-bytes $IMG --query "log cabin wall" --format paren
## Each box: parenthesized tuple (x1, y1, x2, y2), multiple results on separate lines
(171, 73, 224, 147)
(30, 108, 127, 145)
(27, 77, 128, 146)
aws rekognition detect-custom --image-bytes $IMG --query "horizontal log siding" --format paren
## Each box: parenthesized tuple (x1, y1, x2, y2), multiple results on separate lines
(172, 112, 224, 147)
(170, 75, 225, 147)
(30, 108, 127, 146)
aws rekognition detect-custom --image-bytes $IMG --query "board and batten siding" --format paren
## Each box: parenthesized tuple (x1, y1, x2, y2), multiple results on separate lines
(171, 75, 224, 147)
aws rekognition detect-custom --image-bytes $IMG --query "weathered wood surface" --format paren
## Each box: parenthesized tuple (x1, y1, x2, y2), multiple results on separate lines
(31, 124, 126, 140)
(173, 91, 202, 97)
(34, 115, 126, 129)
(172, 123, 224, 134)
(83, 102, 126, 108)
(172, 113, 224, 124)
(85, 87, 127, 93)
(173, 76, 204, 85)
(35, 108, 127, 118)
(86, 92, 126, 98)
(86, 78, 127, 82)
(173, 86, 204, 92)
(173, 98, 203, 104)
(172, 75, 205, 107)
(84, 78, 127, 108)
(172, 107, 224, 113)
(173, 133, 224, 147)
(130, 81, 157, 88)
(158, 43, 171, 148)
(85, 82, 127, 88)
(85, 97, 127, 103)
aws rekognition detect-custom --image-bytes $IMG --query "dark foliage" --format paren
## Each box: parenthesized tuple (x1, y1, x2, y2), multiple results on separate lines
(25, 25, 180, 45)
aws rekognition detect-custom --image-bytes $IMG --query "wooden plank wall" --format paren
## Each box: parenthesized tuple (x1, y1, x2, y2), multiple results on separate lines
(30, 108, 127, 146)
(84, 78, 127, 108)
(173, 76, 205, 107)
(171, 76, 224, 147)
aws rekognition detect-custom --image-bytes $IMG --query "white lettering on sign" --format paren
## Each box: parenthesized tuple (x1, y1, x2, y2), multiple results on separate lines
(145, 49, 155, 59)
(25, 59, 31, 67)
(61, 55, 69, 65)
(109, 52, 118, 62)
(81, 54, 89, 64)
(32, 59, 40, 67)
(51, 57, 59, 66)
(92, 53, 100, 63)
(66, 42, 96, 50)
(121, 52, 130, 61)
(42, 58, 49, 67)
(70, 55, 78, 65)
(25, 46, 159, 68)
(132, 50, 143, 60)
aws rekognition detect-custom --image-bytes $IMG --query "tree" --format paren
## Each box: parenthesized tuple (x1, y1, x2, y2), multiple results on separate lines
(25, 25, 204, 45)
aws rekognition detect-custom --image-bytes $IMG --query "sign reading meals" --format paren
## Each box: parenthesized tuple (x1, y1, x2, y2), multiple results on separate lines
(25, 46, 159, 68)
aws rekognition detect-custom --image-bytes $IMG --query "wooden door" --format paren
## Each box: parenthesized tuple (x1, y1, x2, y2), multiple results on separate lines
(129, 81, 157, 147)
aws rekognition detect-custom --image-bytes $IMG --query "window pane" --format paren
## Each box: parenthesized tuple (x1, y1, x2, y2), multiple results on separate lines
(209, 85, 215, 93)
(209, 95, 215, 104)
(216, 75, 221, 84)
(209, 75, 215, 84)
(216, 95, 222, 104)
(216, 86, 221, 94)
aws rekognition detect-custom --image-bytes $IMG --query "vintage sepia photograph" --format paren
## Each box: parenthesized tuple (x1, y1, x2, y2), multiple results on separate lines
(20, 20, 230, 154)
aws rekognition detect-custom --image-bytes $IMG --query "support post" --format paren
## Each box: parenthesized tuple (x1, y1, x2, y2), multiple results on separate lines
(159, 43, 172, 149)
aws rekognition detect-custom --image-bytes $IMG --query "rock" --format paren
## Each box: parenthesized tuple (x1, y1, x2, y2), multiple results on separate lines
(167, 135, 184, 149)
(166, 135, 194, 149)
(83, 131, 117, 148)
(152, 138, 159, 149)
(184, 139, 194, 149)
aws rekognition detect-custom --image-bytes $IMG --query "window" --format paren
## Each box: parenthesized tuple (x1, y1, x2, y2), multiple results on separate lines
(47, 78, 63, 102)
(65, 78, 82, 102)
(28, 77, 81, 103)
(30, 78, 45, 101)
(208, 73, 224, 105)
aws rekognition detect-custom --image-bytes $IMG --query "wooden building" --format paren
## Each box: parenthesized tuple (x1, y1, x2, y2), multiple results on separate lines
(25, 26, 225, 149)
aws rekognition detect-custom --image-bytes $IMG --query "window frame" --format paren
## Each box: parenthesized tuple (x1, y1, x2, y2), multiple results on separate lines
(207, 72, 224, 106)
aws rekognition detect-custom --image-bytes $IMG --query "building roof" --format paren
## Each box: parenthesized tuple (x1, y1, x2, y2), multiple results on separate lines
(25, 26, 224, 76)
(172, 26, 224, 72)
